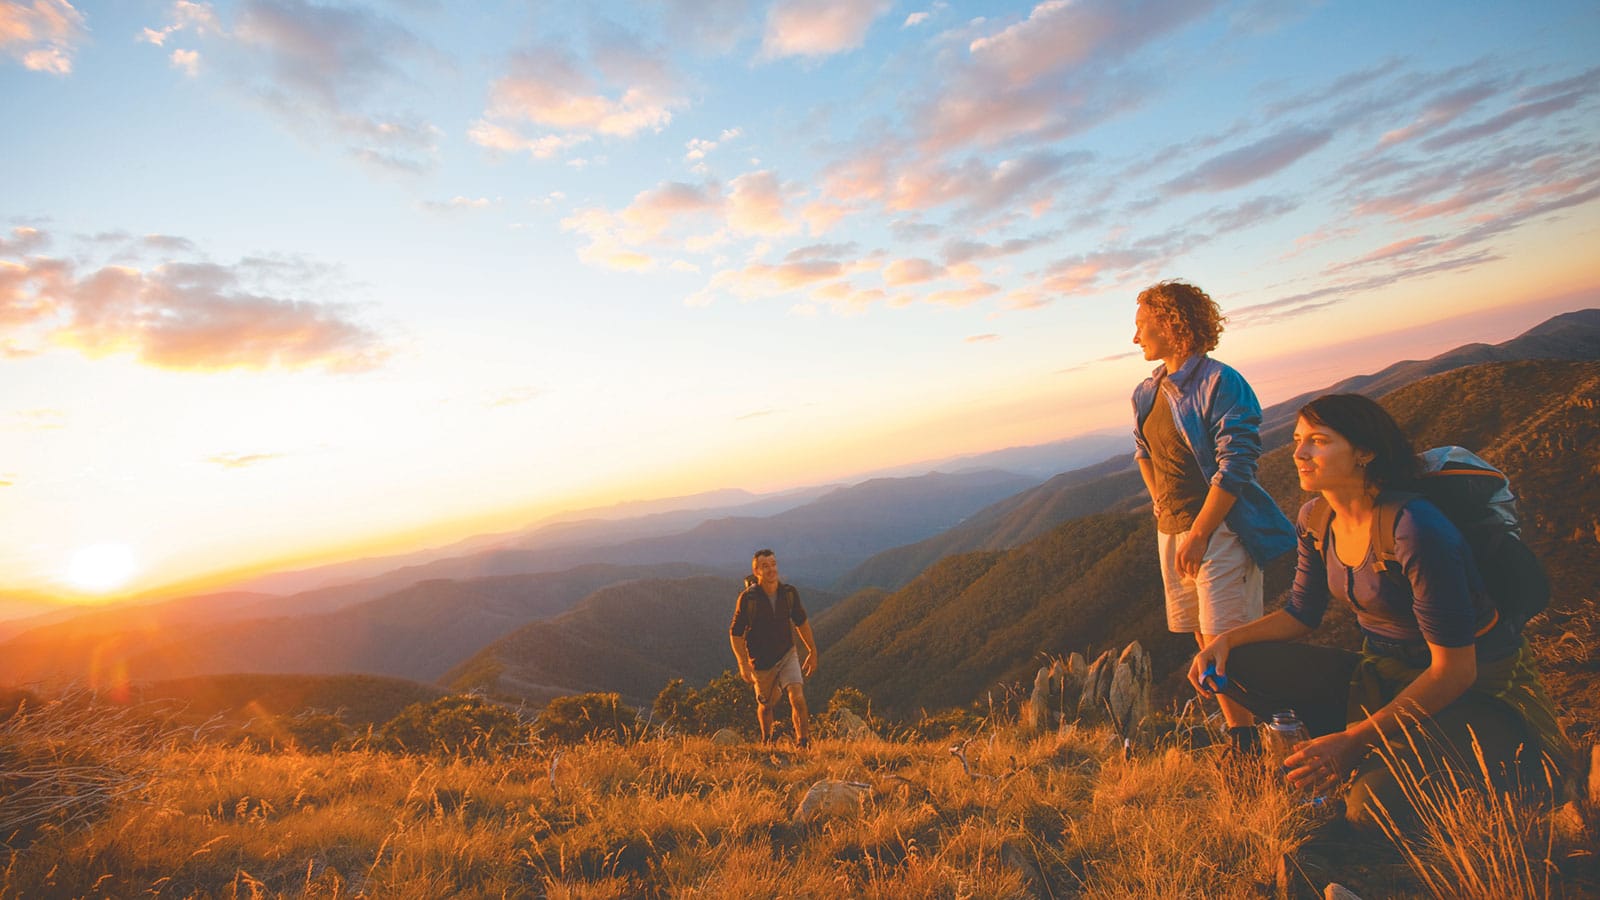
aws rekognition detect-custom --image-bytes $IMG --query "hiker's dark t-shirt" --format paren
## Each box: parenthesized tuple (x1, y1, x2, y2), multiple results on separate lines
(730, 582, 807, 670)
(1142, 386, 1209, 534)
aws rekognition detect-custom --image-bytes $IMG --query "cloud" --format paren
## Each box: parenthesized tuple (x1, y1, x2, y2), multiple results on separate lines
(486, 386, 540, 408)
(964, 333, 999, 343)
(1420, 82, 1595, 152)
(1034, 229, 1200, 297)
(139, 0, 219, 45)
(561, 179, 729, 270)
(0, 230, 388, 372)
(882, 257, 942, 286)
(1378, 79, 1500, 146)
(169, 47, 201, 75)
(941, 233, 1052, 265)
(903, 12, 929, 28)
(891, 150, 1077, 215)
(727, 171, 798, 236)
(1191, 195, 1299, 235)
(468, 121, 590, 159)
(1229, 250, 1504, 328)
(206, 451, 287, 469)
(685, 127, 742, 166)
(421, 195, 495, 213)
(761, 0, 892, 60)
(0, 226, 48, 256)
(910, 0, 1217, 152)
(0, 0, 85, 74)
(1163, 127, 1333, 194)
(3, 408, 65, 431)
(478, 41, 680, 148)
(139, 0, 443, 172)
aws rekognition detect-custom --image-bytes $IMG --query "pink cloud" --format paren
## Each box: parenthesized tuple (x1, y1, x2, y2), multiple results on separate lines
(761, 0, 892, 60)
(888, 151, 1072, 214)
(486, 47, 678, 137)
(882, 257, 942, 286)
(1420, 88, 1591, 152)
(728, 171, 799, 236)
(912, 0, 1215, 153)
(924, 283, 999, 307)
(966, 0, 1207, 88)
(0, 0, 85, 74)
(0, 234, 387, 372)
(1378, 80, 1499, 146)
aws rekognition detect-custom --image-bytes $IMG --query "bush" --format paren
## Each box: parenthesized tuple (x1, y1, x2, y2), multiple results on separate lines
(377, 695, 530, 758)
(904, 706, 986, 741)
(814, 686, 885, 739)
(537, 693, 638, 744)
(648, 670, 773, 738)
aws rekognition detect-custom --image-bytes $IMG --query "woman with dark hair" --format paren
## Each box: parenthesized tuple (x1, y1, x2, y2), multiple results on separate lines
(1188, 393, 1568, 831)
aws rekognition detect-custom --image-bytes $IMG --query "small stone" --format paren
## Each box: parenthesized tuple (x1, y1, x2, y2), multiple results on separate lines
(1077, 648, 1116, 723)
(834, 708, 877, 740)
(792, 780, 870, 823)
(710, 728, 741, 746)
(1324, 883, 1363, 900)
(1023, 665, 1053, 734)
(1108, 640, 1151, 738)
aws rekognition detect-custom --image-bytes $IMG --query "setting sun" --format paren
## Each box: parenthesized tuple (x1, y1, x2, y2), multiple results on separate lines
(64, 543, 140, 595)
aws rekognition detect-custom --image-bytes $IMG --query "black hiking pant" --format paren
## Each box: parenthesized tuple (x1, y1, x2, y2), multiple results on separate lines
(1221, 641, 1544, 833)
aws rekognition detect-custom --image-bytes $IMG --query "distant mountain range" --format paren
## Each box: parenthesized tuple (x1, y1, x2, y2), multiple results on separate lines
(0, 469, 1035, 690)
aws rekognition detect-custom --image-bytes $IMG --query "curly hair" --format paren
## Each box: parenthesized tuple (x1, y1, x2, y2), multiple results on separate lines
(1136, 281, 1225, 355)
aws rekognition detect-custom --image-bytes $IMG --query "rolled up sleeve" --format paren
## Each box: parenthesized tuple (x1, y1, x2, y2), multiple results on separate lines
(1207, 371, 1264, 496)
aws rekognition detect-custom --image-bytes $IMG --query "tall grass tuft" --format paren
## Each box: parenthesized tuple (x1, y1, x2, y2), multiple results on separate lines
(1370, 717, 1566, 900)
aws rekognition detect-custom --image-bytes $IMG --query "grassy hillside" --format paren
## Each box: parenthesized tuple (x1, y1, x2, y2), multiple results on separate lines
(3, 694, 1591, 899)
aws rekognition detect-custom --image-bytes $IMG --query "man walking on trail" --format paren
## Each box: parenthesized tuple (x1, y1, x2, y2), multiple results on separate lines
(1130, 281, 1296, 753)
(729, 548, 819, 748)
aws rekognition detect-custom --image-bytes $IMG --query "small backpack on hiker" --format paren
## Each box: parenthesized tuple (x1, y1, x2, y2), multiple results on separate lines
(1303, 446, 1550, 629)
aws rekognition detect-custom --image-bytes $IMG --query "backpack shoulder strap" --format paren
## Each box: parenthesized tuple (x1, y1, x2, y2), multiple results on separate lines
(1370, 491, 1420, 576)
(1304, 497, 1333, 555)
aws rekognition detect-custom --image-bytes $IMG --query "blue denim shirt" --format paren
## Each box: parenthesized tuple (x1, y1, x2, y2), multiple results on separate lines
(1131, 355, 1296, 567)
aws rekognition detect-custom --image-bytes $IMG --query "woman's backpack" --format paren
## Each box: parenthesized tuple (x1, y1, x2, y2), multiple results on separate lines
(1303, 446, 1550, 629)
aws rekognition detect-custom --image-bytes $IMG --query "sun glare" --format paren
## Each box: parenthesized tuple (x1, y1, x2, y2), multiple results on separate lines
(64, 542, 140, 594)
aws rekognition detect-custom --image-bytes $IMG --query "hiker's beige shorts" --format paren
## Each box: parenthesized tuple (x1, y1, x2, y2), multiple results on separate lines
(753, 648, 804, 707)
(1157, 521, 1262, 635)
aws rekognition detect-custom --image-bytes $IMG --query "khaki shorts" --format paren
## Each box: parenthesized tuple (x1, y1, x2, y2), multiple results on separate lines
(753, 648, 804, 707)
(1157, 521, 1262, 635)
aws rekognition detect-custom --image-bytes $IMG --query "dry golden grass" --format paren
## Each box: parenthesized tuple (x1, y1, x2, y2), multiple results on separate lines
(2, 695, 1592, 899)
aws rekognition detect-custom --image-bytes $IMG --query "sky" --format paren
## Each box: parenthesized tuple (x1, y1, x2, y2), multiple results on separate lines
(2, 0, 1598, 602)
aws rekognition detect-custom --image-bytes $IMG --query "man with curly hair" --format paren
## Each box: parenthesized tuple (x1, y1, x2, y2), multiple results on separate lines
(1130, 281, 1295, 752)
